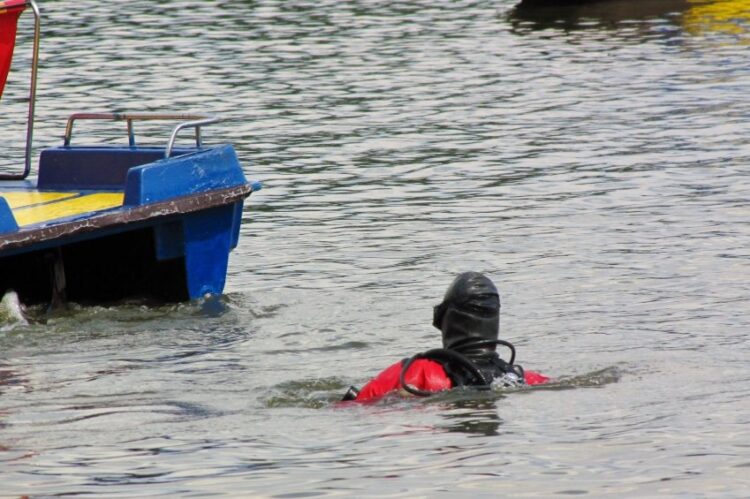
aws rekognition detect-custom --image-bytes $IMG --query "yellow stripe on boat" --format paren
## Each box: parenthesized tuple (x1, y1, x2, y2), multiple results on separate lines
(0, 191, 78, 209)
(12, 193, 124, 227)
(684, 0, 750, 39)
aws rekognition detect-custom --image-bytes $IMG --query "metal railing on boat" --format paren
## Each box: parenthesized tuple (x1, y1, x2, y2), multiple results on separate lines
(62, 113, 222, 158)
(2, 2, 222, 179)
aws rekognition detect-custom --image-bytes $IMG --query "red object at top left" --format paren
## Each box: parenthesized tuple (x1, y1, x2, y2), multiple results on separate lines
(0, 0, 29, 99)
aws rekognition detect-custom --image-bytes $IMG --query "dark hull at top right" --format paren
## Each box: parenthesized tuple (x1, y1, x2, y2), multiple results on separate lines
(509, 0, 747, 33)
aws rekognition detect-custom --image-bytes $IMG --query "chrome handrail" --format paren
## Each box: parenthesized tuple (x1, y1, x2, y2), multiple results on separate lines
(165, 116, 220, 158)
(63, 112, 221, 158)
(0, 0, 41, 180)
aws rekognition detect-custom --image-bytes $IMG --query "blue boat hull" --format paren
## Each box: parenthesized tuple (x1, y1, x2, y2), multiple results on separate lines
(0, 144, 257, 304)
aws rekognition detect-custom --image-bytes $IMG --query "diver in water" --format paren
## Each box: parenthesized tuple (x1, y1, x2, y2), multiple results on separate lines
(343, 272, 550, 402)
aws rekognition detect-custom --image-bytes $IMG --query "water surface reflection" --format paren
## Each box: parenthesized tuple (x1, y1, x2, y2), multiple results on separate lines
(2, 0, 750, 496)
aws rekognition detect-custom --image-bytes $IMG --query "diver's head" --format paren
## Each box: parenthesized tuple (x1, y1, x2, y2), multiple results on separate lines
(433, 272, 500, 356)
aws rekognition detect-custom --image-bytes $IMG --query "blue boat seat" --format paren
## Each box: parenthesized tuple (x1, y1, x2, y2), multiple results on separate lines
(37, 146, 195, 190)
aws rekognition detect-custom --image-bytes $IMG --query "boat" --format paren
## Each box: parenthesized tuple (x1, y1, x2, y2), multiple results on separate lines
(1, 0, 260, 306)
(509, 0, 692, 29)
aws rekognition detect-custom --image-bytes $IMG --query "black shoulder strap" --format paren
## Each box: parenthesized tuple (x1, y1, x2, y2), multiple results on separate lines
(400, 348, 489, 396)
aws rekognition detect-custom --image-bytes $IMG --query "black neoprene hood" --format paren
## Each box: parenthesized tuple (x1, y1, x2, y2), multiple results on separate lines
(433, 272, 501, 354)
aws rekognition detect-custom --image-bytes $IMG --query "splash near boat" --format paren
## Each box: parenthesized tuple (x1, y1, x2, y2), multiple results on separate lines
(0, 0, 260, 305)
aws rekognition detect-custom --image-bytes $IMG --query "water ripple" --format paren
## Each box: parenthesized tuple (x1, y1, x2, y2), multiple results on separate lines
(2, 0, 750, 496)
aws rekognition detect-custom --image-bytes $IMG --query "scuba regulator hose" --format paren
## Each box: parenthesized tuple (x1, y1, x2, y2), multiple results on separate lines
(399, 338, 520, 397)
(340, 338, 521, 401)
